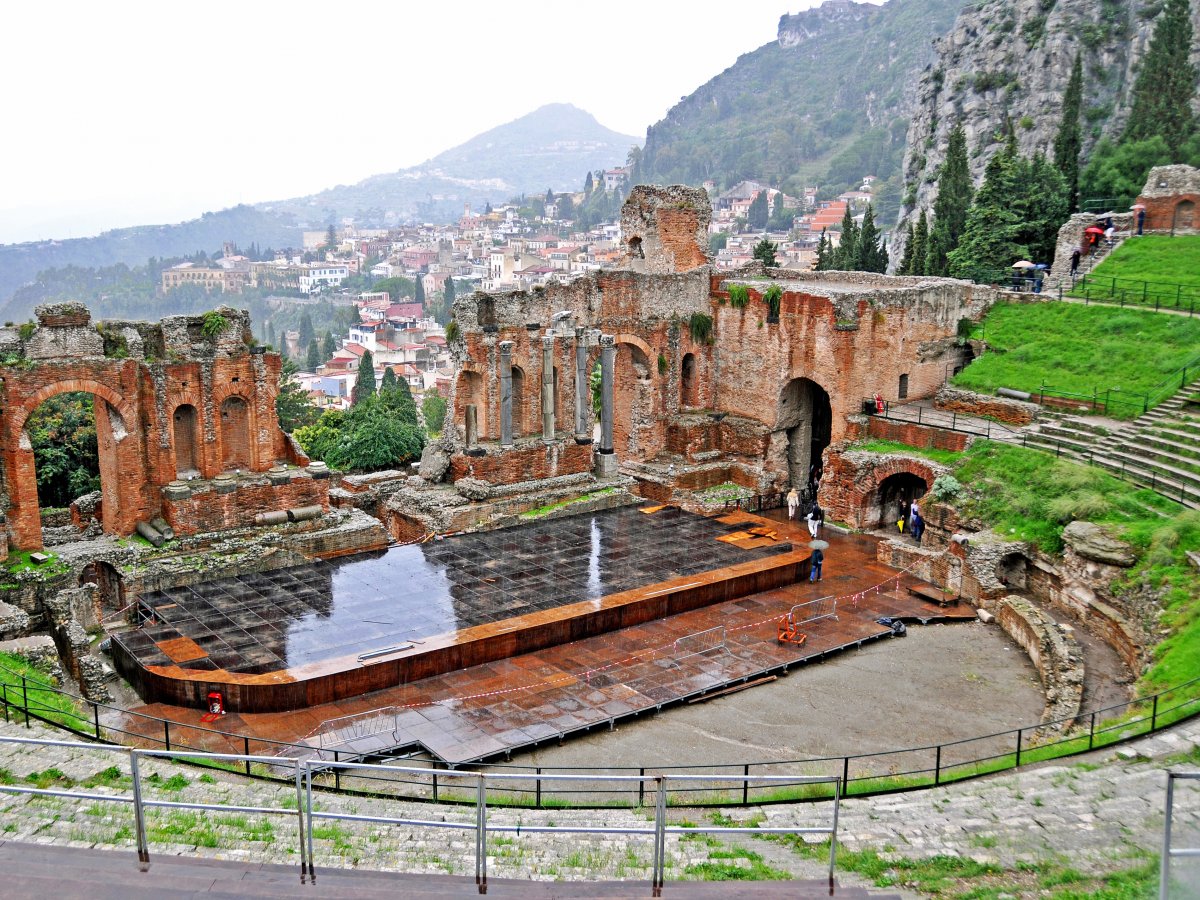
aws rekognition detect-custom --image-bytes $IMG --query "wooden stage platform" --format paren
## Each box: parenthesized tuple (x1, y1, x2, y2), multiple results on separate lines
(106, 512, 976, 765)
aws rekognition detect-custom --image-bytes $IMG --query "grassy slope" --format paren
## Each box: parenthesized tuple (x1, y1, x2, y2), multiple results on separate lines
(1081, 234, 1200, 290)
(954, 301, 1200, 415)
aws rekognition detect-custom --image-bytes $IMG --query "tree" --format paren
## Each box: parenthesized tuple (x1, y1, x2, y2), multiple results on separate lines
(897, 221, 915, 275)
(444, 276, 456, 310)
(414, 275, 426, 306)
(557, 193, 575, 220)
(709, 232, 729, 254)
(27, 392, 100, 508)
(834, 205, 859, 270)
(910, 212, 929, 276)
(814, 229, 833, 271)
(372, 276, 415, 300)
(322, 331, 337, 361)
(352, 349, 377, 406)
(422, 393, 448, 434)
(297, 312, 315, 351)
(324, 224, 338, 251)
(306, 339, 320, 371)
(378, 366, 418, 425)
(1123, 0, 1197, 149)
(926, 125, 973, 276)
(747, 190, 769, 230)
(752, 238, 778, 268)
(854, 204, 887, 272)
(275, 360, 319, 433)
(947, 151, 1027, 284)
(583, 170, 594, 196)
(1053, 53, 1084, 212)
(266, 320, 276, 348)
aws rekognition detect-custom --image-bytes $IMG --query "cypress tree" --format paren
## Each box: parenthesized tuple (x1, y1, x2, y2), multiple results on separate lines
(322, 331, 337, 361)
(266, 320, 276, 348)
(898, 221, 915, 275)
(584, 171, 594, 196)
(352, 349, 377, 406)
(911, 212, 929, 276)
(1123, 0, 1197, 149)
(379, 365, 398, 393)
(298, 312, 315, 350)
(306, 339, 320, 371)
(855, 204, 886, 273)
(834, 205, 859, 270)
(1053, 53, 1084, 212)
(814, 229, 832, 271)
(948, 151, 1026, 284)
(747, 190, 769, 230)
(415, 276, 426, 306)
(444, 277, 456, 308)
(927, 125, 973, 276)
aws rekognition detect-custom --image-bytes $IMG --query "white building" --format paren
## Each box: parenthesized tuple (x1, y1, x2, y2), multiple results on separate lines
(299, 263, 350, 294)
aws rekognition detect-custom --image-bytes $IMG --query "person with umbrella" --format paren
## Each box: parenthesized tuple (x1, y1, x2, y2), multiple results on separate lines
(1134, 203, 1146, 235)
(1012, 260, 1035, 292)
(1033, 263, 1047, 294)
(808, 539, 827, 582)
(1084, 225, 1105, 254)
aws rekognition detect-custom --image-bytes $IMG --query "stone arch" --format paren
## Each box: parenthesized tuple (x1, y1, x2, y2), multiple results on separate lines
(7, 379, 142, 551)
(775, 377, 832, 490)
(80, 560, 125, 614)
(614, 337, 652, 458)
(172, 403, 200, 477)
(680, 353, 699, 408)
(1173, 199, 1195, 232)
(998, 551, 1031, 590)
(828, 456, 936, 529)
(870, 471, 929, 530)
(220, 396, 252, 471)
(511, 365, 527, 438)
(456, 369, 487, 441)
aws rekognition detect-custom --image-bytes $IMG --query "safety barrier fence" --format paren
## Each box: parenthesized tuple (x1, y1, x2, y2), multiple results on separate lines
(0, 732, 841, 896)
(786, 596, 838, 629)
(1161, 772, 1200, 900)
(1070, 273, 1200, 316)
(672, 625, 727, 661)
(866, 401, 1197, 508)
(3, 663, 1200, 810)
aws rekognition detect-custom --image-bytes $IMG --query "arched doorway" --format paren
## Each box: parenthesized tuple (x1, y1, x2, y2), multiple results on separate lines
(1174, 200, 1195, 233)
(875, 472, 928, 530)
(681, 353, 699, 408)
(173, 404, 199, 477)
(80, 561, 125, 615)
(220, 396, 251, 471)
(511, 365, 527, 437)
(998, 552, 1031, 590)
(457, 370, 487, 440)
(776, 378, 831, 489)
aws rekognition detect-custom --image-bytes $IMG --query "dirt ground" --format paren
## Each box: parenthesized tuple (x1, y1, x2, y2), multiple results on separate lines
(504, 621, 1046, 770)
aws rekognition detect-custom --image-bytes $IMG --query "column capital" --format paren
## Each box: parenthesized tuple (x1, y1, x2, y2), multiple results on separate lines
(498, 340, 514, 356)
(599, 334, 615, 349)
(542, 334, 554, 349)
(574, 325, 586, 342)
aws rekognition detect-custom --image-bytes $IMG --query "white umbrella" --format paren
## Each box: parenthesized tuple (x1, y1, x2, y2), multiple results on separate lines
(808, 540, 829, 550)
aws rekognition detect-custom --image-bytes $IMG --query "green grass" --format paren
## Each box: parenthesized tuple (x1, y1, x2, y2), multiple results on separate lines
(0, 651, 89, 732)
(683, 846, 791, 881)
(519, 487, 617, 520)
(954, 301, 1200, 417)
(846, 438, 965, 466)
(4, 549, 71, 579)
(1078, 234, 1200, 291)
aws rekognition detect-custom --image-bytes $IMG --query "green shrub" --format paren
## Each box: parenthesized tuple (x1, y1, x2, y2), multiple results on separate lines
(200, 311, 227, 338)
(688, 312, 713, 344)
(932, 474, 962, 502)
(18, 322, 35, 342)
(728, 284, 750, 309)
(445, 320, 460, 343)
(763, 284, 783, 318)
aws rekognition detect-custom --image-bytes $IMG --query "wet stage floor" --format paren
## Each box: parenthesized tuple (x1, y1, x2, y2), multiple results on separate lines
(113, 506, 792, 678)
(108, 510, 977, 764)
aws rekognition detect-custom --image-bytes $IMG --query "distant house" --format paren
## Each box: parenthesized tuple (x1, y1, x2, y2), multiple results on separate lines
(161, 262, 249, 294)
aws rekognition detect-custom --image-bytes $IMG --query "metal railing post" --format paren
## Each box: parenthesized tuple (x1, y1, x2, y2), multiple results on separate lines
(244, 737, 252, 777)
(536, 767, 542, 809)
(1152, 694, 1159, 732)
(432, 761, 439, 803)
(2, 683, 7, 723)
(829, 780, 842, 892)
(163, 720, 170, 752)
(22, 676, 29, 727)
(1089, 712, 1096, 750)
(295, 761, 308, 884)
(93, 702, 101, 741)
(652, 776, 667, 897)
(304, 763, 317, 884)
(639, 767, 645, 807)
(1015, 729, 1022, 768)
(742, 764, 750, 805)
(841, 757, 850, 798)
(934, 745, 942, 786)
(1161, 774, 1175, 900)
(129, 750, 149, 868)
(334, 750, 341, 790)
(477, 774, 488, 894)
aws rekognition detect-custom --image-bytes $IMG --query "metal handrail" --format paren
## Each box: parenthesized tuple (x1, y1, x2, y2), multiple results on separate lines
(1161, 771, 1200, 899)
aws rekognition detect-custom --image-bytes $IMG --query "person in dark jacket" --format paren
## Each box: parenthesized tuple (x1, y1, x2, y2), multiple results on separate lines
(1070, 248, 1081, 278)
(809, 547, 824, 582)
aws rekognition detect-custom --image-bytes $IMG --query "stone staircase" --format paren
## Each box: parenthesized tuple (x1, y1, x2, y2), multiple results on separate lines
(1016, 378, 1200, 509)
(1044, 232, 1128, 293)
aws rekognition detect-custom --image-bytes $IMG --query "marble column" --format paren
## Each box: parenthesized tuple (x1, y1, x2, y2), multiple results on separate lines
(599, 334, 615, 454)
(499, 340, 514, 448)
(574, 326, 590, 444)
(464, 404, 478, 447)
(541, 333, 555, 442)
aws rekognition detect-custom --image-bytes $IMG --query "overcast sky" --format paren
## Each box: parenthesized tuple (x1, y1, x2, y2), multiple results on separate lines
(0, 0, 881, 244)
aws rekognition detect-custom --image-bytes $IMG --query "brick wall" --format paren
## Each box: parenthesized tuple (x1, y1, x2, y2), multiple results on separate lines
(867, 416, 970, 451)
(820, 448, 940, 529)
(1138, 193, 1200, 232)
(934, 388, 1037, 425)
(161, 475, 328, 536)
(447, 441, 593, 484)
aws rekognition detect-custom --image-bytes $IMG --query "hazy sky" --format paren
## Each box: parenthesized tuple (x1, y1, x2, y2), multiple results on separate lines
(0, 0, 881, 244)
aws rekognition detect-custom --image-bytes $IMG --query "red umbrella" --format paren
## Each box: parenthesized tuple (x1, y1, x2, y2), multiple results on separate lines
(1084, 226, 1105, 235)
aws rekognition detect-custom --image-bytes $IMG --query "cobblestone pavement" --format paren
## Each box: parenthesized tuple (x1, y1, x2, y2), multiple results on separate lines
(0, 715, 1198, 896)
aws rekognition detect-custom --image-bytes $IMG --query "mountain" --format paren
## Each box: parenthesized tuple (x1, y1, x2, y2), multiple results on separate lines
(638, 0, 966, 221)
(258, 104, 639, 226)
(896, 0, 1200, 258)
(0, 205, 303, 320)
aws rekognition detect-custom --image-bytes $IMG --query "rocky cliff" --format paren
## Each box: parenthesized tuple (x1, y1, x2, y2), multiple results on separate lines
(896, 0, 1200, 263)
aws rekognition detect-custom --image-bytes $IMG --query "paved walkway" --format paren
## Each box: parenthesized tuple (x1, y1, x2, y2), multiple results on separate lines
(1, 711, 1198, 896)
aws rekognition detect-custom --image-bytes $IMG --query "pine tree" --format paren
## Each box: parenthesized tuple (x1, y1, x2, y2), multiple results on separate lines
(897, 221, 915, 275)
(814, 229, 832, 271)
(747, 190, 769, 230)
(444, 277, 456, 309)
(752, 238, 778, 268)
(306, 339, 320, 371)
(948, 151, 1026, 284)
(1053, 53, 1084, 212)
(322, 331, 337, 361)
(927, 125, 973, 276)
(1123, 0, 1197, 149)
(298, 312, 315, 350)
(324, 223, 337, 250)
(911, 212, 929, 276)
(834, 205, 859, 270)
(352, 350, 377, 406)
(584, 171, 594, 196)
(854, 204, 886, 273)
(415, 276, 426, 306)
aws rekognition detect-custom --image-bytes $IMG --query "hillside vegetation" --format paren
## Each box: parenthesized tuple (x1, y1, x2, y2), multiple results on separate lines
(1080, 234, 1200, 290)
(639, 0, 963, 216)
(954, 301, 1200, 416)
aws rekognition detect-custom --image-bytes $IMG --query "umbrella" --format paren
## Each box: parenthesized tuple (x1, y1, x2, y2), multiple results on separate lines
(808, 540, 829, 550)
(1131, 203, 1146, 210)
(1084, 226, 1105, 235)
(1034, 263, 1048, 269)
(1012, 260, 1035, 268)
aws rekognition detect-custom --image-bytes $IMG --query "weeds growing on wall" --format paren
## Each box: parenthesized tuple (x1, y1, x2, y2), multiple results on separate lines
(727, 284, 750, 309)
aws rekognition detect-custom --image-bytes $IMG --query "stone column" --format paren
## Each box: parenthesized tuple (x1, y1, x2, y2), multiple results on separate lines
(465, 404, 478, 448)
(574, 326, 590, 444)
(596, 334, 618, 477)
(499, 341, 514, 448)
(541, 334, 555, 442)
